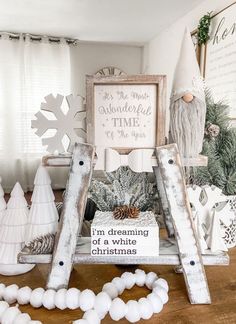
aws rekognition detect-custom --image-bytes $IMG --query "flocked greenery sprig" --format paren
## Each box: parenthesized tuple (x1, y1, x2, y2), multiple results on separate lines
(197, 12, 212, 45)
(89, 166, 158, 212)
(192, 90, 236, 195)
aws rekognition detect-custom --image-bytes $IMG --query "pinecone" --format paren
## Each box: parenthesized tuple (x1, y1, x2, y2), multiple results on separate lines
(205, 123, 220, 138)
(113, 205, 128, 220)
(22, 233, 55, 254)
(127, 206, 140, 219)
(113, 205, 140, 220)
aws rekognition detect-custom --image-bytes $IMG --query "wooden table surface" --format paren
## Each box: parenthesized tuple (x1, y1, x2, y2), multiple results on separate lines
(0, 248, 235, 324)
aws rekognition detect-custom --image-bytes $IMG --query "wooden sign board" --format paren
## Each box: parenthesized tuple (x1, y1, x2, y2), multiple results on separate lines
(205, 2, 236, 118)
(86, 75, 166, 151)
(91, 211, 159, 257)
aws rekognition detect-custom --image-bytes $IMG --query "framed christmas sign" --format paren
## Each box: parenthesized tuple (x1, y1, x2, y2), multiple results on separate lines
(86, 75, 166, 152)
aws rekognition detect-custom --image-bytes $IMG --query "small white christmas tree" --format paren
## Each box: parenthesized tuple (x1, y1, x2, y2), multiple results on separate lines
(27, 165, 59, 243)
(0, 177, 6, 222)
(194, 212, 208, 253)
(0, 182, 34, 275)
(206, 210, 228, 253)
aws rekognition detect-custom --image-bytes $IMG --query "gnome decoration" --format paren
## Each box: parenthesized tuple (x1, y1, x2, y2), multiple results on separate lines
(0, 182, 35, 275)
(170, 27, 206, 158)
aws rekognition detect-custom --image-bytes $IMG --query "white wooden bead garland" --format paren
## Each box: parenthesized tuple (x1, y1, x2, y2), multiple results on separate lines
(77, 269, 169, 324)
(0, 270, 169, 323)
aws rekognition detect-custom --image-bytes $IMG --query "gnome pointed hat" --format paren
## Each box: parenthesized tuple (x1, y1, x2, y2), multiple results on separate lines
(172, 27, 205, 101)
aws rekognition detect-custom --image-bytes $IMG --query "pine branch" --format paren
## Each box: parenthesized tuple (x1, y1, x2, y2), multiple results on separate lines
(89, 166, 158, 212)
(192, 91, 236, 195)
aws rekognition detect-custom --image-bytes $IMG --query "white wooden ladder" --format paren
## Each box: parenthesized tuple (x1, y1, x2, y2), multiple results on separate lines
(19, 142, 229, 304)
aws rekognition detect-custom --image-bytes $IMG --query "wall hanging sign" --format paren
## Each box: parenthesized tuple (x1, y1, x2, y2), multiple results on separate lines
(204, 2, 236, 118)
(86, 75, 166, 152)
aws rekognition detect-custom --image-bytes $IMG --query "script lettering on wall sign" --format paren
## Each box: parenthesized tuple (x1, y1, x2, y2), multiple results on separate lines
(94, 84, 157, 147)
(205, 3, 236, 118)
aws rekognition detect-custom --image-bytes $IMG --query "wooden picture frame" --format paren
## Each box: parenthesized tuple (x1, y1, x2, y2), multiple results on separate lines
(86, 75, 166, 152)
(203, 2, 236, 118)
(191, 29, 206, 76)
(191, 29, 201, 66)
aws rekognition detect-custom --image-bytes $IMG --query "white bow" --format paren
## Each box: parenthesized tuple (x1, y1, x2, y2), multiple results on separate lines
(95, 148, 156, 173)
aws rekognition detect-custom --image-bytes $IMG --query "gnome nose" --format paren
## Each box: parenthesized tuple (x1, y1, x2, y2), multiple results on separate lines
(182, 93, 194, 103)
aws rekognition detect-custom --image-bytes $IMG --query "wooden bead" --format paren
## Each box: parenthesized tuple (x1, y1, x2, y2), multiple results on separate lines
(102, 283, 118, 299)
(152, 278, 169, 292)
(55, 289, 67, 310)
(125, 300, 140, 323)
(73, 319, 89, 324)
(83, 309, 101, 324)
(138, 297, 153, 320)
(17, 286, 32, 305)
(109, 298, 127, 321)
(13, 313, 31, 324)
(153, 285, 169, 304)
(3, 284, 19, 304)
(66, 288, 80, 310)
(30, 288, 44, 308)
(182, 93, 194, 103)
(147, 293, 163, 313)
(135, 269, 146, 287)
(121, 272, 136, 289)
(111, 277, 125, 294)
(0, 301, 9, 319)
(145, 272, 157, 289)
(1, 306, 21, 324)
(0, 284, 5, 300)
(42, 289, 56, 310)
(94, 292, 111, 314)
(79, 289, 95, 312)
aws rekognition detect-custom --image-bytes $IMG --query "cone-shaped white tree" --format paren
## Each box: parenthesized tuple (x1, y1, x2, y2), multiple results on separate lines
(194, 212, 208, 253)
(0, 177, 6, 223)
(0, 182, 35, 275)
(27, 165, 59, 243)
(206, 210, 228, 253)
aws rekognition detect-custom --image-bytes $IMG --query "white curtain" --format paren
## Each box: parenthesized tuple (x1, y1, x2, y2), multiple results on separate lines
(0, 34, 72, 192)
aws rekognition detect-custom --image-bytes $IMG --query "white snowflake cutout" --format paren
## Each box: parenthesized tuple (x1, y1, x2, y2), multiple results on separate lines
(31, 94, 86, 153)
(187, 185, 229, 231)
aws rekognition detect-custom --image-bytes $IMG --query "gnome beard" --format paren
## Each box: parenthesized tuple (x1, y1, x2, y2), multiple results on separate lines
(170, 96, 206, 158)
